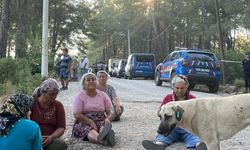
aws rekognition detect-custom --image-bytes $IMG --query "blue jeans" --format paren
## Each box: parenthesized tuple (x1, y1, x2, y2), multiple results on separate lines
(155, 127, 201, 149)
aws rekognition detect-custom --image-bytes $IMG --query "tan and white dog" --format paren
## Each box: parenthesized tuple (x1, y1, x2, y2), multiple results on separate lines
(158, 94, 250, 150)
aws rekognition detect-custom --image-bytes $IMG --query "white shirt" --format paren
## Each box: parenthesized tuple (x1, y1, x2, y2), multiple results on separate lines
(80, 57, 88, 68)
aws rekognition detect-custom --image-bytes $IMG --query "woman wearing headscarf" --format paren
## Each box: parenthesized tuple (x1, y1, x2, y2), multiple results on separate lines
(31, 78, 68, 150)
(142, 75, 207, 150)
(71, 72, 115, 147)
(97, 70, 124, 121)
(0, 93, 42, 150)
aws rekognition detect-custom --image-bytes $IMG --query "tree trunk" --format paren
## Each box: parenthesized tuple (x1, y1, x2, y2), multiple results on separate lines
(0, 0, 11, 58)
(15, 0, 28, 58)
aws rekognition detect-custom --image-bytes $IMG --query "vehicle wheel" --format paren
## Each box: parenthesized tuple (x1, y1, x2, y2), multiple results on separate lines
(170, 72, 176, 88)
(155, 71, 162, 86)
(208, 82, 219, 93)
(128, 72, 133, 80)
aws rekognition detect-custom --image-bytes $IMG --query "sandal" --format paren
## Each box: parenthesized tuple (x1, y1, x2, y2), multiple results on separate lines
(106, 129, 115, 147)
(142, 140, 165, 150)
(97, 122, 112, 141)
(196, 142, 207, 150)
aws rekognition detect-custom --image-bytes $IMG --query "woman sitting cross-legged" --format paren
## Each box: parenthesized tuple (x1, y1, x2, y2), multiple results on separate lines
(71, 72, 115, 147)
(31, 78, 68, 150)
(142, 75, 207, 150)
(97, 70, 124, 121)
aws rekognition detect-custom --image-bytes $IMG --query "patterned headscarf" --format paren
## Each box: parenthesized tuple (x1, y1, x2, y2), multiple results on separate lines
(32, 78, 59, 99)
(0, 93, 33, 136)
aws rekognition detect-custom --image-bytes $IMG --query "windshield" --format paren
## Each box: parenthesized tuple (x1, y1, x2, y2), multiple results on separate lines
(187, 52, 217, 61)
(135, 55, 154, 62)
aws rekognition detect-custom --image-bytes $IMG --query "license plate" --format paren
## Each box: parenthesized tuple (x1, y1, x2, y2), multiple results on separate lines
(196, 68, 209, 72)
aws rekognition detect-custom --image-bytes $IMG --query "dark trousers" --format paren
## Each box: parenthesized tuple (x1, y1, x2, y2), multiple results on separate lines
(244, 72, 250, 89)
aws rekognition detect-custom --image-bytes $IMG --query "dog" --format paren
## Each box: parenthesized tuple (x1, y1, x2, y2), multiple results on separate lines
(157, 94, 250, 150)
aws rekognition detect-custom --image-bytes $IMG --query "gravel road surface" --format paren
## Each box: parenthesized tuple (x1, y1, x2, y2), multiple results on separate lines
(57, 78, 250, 150)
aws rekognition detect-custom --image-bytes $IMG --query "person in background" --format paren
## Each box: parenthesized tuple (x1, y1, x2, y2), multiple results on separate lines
(80, 55, 89, 76)
(142, 75, 207, 150)
(242, 52, 250, 93)
(31, 78, 68, 150)
(54, 54, 62, 78)
(0, 93, 42, 150)
(71, 72, 115, 147)
(71, 56, 79, 81)
(97, 70, 124, 121)
(60, 48, 72, 90)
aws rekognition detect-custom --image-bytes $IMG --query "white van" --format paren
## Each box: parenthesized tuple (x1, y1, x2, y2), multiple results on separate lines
(108, 58, 121, 77)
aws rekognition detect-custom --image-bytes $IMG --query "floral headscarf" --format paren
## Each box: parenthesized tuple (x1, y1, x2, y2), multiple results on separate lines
(0, 93, 33, 136)
(32, 78, 59, 99)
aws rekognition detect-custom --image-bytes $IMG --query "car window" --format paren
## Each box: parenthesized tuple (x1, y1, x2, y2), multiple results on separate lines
(176, 52, 182, 59)
(187, 52, 217, 61)
(170, 52, 178, 61)
(163, 53, 172, 62)
(135, 55, 154, 62)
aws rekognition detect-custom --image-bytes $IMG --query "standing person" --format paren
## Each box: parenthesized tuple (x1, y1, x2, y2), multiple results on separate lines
(31, 78, 68, 150)
(242, 52, 250, 93)
(71, 72, 116, 147)
(97, 70, 124, 121)
(142, 75, 207, 150)
(54, 54, 62, 78)
(80, 55, 89, 76)
(0, 93, 42, 150)
(71, 56, 79, 81)
(60, 48, 72, 90)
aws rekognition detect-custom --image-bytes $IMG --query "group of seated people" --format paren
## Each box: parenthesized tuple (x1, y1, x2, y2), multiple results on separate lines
(0, 71, 207, 150)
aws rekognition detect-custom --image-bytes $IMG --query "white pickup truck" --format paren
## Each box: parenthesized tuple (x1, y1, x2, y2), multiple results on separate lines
(108, 58, 121, 77)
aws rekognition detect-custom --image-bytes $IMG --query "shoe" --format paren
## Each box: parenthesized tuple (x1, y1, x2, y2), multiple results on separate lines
(142, 140, 165, 150)
(60, 87, 65, 90)
(97, 122, 112, 141)
(195, 142, 207, 150)
(106, 129, 115, 147)
(65, 87, 68, 90)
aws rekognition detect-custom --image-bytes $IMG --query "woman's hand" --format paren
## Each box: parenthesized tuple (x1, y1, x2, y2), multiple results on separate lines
(104, 118, 111, 123)
(42, 136, 53, 147)
(88, 120, 98, 131)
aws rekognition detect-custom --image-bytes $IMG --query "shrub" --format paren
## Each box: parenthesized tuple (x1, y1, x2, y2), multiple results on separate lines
(0, 58, 43, 96)
(233, 78, 245, 89)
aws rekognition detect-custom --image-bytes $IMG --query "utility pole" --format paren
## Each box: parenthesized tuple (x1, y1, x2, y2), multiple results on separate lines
(128, 29, 131, 55)
(214, 0, 225, 84)
(41, 0, 49, 78)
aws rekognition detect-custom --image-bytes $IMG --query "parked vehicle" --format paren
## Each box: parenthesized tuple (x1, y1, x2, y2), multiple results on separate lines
(155, 48, 222, 93)
(108, 58, 121, 77)
(125, 53, 155, 79)
(116, 59, 127, 78)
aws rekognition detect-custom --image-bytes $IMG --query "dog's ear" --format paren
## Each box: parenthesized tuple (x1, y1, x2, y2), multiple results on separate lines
(172, 105, 184, 121)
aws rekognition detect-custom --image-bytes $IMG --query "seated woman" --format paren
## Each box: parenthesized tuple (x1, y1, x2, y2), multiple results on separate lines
(97, 70, 124, 121)
(0, 93, 42, 150)
(142, 75, 207, 150)
(31, 78, 68, 150)
(71, 72, 115, 147)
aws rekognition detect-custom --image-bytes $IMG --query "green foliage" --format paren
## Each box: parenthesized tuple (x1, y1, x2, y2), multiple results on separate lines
(222, 49, 243, 83)
(0, 58, 43, 96)
(233, 78, 245, 89)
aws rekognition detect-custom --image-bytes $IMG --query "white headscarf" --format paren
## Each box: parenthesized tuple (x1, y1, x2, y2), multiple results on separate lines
(80, 72, 97, 89)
